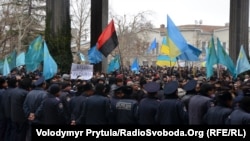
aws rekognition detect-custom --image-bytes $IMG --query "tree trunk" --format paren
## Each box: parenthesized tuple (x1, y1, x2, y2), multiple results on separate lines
(45, 0, 72, 74)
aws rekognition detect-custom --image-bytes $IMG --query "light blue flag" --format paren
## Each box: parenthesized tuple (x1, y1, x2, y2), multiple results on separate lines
(88, 45, 103, 64)
(7, 50, 17, 71)
(16, 52, 25, 67)
(177, 44, 202, 61)
(0, 59, 4, 74)
(235, 45, 250, 77)
(25, 35, 44, 72)
(147, 38, 157, 53)
(3, 57, 10, 76)
(107, 55, 120, 73)
(216, 38, 235, 77)
(206, 36, 218, 78)
(78, 52, 85, 61)
(43, 41, 58, 80)
(131, 57, 140, 73)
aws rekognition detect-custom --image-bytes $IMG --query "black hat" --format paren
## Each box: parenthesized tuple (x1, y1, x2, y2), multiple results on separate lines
(144, 82, 160, 93)
(49, 84, 61, 95)
(121, 86, 133, 95)
(164, 81, 178, 95)
(34, 76, 45, 86)
(114, 86, 122, 93)
(183, 80, 197, 91)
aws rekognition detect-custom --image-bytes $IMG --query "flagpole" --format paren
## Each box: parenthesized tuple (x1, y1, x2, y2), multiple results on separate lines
(117, 45, 126, 82)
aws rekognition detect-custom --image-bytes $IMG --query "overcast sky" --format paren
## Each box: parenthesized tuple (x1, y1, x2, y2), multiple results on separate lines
(109, 0, 231, 27)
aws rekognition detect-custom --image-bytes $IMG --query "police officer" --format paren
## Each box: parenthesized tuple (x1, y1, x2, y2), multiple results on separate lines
(40, 84, 66, 124)
(10, 77, 32, 141)
(113, 86, 139, 124)
(138, 81, 160, 125)
(188, 83, 215, 125)
(2, 76, 17, 141)
(23, 76, 47, 141)
(226, 96, 250, 124)
(81, 83, 112, 124)
(155, 81, 188, 125)
(181, 79, 198, 111)
(0, 77, 8, 141)
(70, 83, 94, 125)
(203, 91, 234, 124)
(59, 82, 73, 124)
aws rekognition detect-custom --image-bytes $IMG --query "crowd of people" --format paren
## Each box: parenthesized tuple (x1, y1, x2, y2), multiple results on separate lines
(0, 65, 250, 141)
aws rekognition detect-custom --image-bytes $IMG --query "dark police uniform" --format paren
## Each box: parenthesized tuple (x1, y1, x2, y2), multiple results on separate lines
(155, 81, 188, 125)
(113, 86, 139, 124)
(226, 108, 250, 124)
(138, 82, 160, 125)
(181, 79, 198, 111)
(40, 94, 66, 125)
(0, 86, 6, 141)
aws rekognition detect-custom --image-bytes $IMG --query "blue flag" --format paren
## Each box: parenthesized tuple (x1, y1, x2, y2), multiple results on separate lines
(7, 50, 17, 71)
(3, 57, 10, 76)
(235, 45, 250, 77)
(16, 52, 25, 67)
(88, 45, 103, 64)
(216, 38, 235, 77)
(25, 35, 44, 72)
(147, 38, 157, 53)
(43, 41, 58, 80)
(177, 44, 202, 61)
(206, 36, 218, 78)
(0, 59, 4, 74)
(107, 55, 120, 73)
(131, 57, 140, 73)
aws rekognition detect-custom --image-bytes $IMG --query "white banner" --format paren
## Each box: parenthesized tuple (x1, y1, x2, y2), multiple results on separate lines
(70, 63, 93, 80)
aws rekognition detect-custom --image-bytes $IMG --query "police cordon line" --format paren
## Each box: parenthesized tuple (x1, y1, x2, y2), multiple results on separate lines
(34, 128, 246, 139)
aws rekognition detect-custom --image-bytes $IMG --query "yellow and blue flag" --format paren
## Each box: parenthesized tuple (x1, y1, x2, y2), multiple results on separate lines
(216, 38, 235, 77)
(156, 55, 176, 67)
(167, 15, 188, 58)
(25, 35, 44, 72)
(206, 36, 218, 78)
(235, 45, 250, 77)
(160, 36, 170, 55)
(43, 41, 58, 80)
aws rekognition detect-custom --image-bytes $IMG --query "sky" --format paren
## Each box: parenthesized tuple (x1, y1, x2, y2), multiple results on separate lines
(109, 0, 231, 27)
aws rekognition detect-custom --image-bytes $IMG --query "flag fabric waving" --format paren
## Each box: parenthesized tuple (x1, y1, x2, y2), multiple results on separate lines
(107, 55, 120, 73)
(97, 20, 119, 57)
(43, 41, 58, 80)
(167, 15, 188, 58)
(235, 45, 250, 77)
(177, 44, 202, 61)
(6, 50, 17, 71)
(131, 57, 140, 73)
(156, 55, 176, 67)
(3, 57, 10, 76)
(147, 38, 157, 53)
(216, 38, 235, 77)
(16, 52, 25, 67)
(25, 35, 44, 72)
(160, 36, 170, 55)
(88, 45, 103, 64)
(206, 36, 218, 78)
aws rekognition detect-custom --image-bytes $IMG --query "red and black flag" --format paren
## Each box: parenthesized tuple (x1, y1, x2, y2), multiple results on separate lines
(97, 20, 119, 57)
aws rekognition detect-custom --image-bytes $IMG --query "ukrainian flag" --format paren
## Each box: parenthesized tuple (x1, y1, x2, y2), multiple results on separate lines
(156, 55, 176, 67)
(167, 15, 188, 58)
(160, 36, 170, 55)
